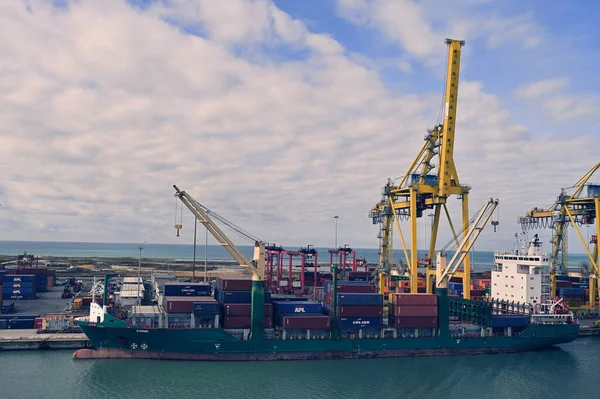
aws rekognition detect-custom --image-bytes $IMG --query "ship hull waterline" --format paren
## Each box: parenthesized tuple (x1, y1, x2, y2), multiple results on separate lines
(73, 322, 579, 361)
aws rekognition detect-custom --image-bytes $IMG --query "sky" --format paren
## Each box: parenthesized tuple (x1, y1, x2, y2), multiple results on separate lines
(0, 0, 598, 256)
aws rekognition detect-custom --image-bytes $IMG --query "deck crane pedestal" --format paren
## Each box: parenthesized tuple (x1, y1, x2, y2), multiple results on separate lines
(518, 162, 600, 315)
(173, 185, 267, 341)
(370, 38, 475, 298)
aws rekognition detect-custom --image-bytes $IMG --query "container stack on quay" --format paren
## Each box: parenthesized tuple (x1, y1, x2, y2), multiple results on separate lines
(2, 275, 37, 301)
(216, 278, 273, 329)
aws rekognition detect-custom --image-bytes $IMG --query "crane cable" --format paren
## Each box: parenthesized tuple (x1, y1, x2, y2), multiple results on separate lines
(191, 199, 261, 244)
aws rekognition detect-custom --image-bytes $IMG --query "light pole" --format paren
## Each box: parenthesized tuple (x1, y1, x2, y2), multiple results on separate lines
(137, 243, 144, 306)
(204, 227, 208, 282)
(334, 215, 339, 249)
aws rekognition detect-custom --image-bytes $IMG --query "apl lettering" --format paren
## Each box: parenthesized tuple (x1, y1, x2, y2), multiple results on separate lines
(294, 308, 306, 313)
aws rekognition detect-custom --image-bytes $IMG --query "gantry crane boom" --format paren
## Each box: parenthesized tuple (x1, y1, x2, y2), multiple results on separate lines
(436, 198, 499, 288)
(173, 185, 265, 280)
(517, 162, 600, 313)
(370, 38, 475, 298)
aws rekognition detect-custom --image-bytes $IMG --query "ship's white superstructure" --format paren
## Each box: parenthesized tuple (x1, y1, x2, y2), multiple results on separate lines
(491, 234, 551, 305)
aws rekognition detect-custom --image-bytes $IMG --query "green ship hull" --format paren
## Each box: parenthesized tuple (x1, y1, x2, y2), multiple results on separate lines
(74, 315, 579, 361)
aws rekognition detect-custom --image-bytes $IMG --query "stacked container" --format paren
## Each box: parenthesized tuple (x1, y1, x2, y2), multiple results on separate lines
(18, 268, 49, 293)
(161, 282, 213, 328)
(390, 293, 438, 329)
(273, 301, 329, 329)
(215, 278, 273, 329)
(336, 292, 384, 335)
(2, 275, 36, 300)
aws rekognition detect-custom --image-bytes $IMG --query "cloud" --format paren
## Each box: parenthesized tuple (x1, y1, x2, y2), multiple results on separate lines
(335, 0, 545, 66)
(0, 0, 596, 259)
(514, 77, 570, 100)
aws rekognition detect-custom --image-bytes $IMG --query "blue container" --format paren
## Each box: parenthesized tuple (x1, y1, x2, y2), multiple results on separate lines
(556, 275, 571, 281)
(1, 302, 15, 313)
(193, 302, 220, 314)
(448, 282, 463, 290)
(270, 296, 309, 302)
(559, 288, 585, 297)
(0, 319, 7, 329)
(338, 317, 383, 332)
(2, 292, 36, 300)
(2, 275, 35, 282)
(215, 289, 271, 304)
(8, 318, 35, 329)
(3, 281, 35, 289)
(337, 293, 383, 306)
(2, 287, 35, 295)
(164, 283, 211, 297)
(491, 315, 529, 328)
(273, 301, 322, 315)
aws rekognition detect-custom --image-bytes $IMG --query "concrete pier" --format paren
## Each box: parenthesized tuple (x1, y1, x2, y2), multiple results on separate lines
(0, 329, 90, 351)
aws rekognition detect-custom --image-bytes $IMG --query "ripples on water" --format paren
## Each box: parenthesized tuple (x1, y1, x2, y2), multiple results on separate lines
(0, 339, 597, 399)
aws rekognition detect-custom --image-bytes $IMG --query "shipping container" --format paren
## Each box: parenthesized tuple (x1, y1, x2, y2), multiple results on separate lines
(338, 305, 383, 317)
(215, 289, 272, 304)
(282, 315, 331, 330)
(392, 316, 438, 328)
(556, 275, 571, 281)
(338, 317, 383, 332)
(164, 282, 211, 297)
(2, 292, 36, 300)
(34, 317, 43, 329)
(193, 299, 220, 314)
(273, 301, 322, 315)
(270, 296, 309, 302)
(1, 302, 15, 313)
(2, 275, 35, 282)
(216, 277, 253, 291)
(337, 293, 383, 306)
(221, 303, 273, 317)
(165, 297, 197, 313)
(491, 315, 529, 328)
(391, 293, 438, 306)
(559, 287, 585, 297)
(221, 316, 273, 329)
(393, 305, 438, 317)
(8, 318, 35, 329)
(337, 285, 377, 293)
(0, 319, 7, 329)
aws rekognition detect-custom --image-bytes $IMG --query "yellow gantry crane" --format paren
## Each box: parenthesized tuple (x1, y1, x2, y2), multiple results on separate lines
(370, 39, 481, 298)
(518, 162, 600, 313)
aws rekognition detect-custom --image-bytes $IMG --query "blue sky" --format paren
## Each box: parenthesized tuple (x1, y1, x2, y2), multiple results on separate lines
(0, 0, 598, 259)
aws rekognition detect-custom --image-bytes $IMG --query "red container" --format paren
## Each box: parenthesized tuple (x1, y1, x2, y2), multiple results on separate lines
(34, 317, 43, 329)
(337, 285, 377, 293)
(165, 297, 197, 313)
(282, 315, 331, 330)
(470, 289, 486, 297)
(222, 303, 273, 317)
(392, 293, 438, 306)
(393, 316, 438, 328)
(221, 316, 273, 329)
(46, 276, 54, 287)
(338, 305, 383, 317)
(18, 268, 48, 275)
(393, 305, 438, 317)
(217, 278, 253, 291)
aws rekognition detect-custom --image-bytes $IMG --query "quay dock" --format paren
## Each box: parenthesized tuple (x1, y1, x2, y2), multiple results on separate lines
(0, 329, 90, 351)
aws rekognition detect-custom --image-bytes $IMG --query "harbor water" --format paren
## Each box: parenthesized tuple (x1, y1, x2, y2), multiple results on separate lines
(0, 338, 598, 399)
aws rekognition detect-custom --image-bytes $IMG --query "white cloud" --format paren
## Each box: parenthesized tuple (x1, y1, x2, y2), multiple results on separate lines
(335, 0, 545, 66)
(514, 77, 570, 100)
(0, 0, 596, 258)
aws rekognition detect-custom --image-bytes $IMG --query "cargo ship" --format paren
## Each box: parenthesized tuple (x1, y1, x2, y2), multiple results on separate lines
(73, 275, 578, 361)
(73, 189, 579, 361)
